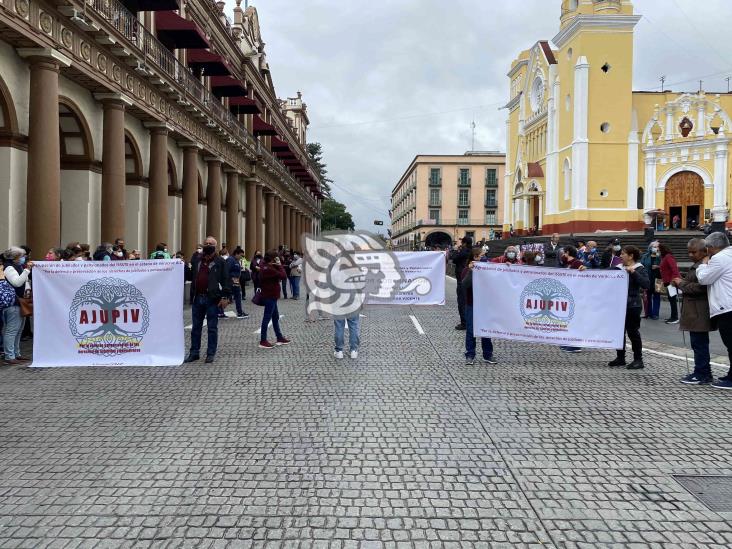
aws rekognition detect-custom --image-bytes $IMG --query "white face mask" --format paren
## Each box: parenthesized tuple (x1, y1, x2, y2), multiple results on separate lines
(613, 246, 622, 252)
(507, 252, 517, 260)
(114, 251, 123, 257)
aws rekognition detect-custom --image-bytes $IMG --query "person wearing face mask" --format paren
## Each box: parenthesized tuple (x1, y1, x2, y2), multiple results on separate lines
(250, 250, 264, 292)
(583, 241, 601, 269)
(111, 246, 125, 260)
(559, 246, 586, 353)
(93, 243, 114, 262)
(150, 243, 171, 260)
(114, 238, 128, 259)
(2, 247, 32, 365)
(601, 238, 624, 269)
(640, 241, 662, 320)
(288, 251, 303, 300)
(461, 247, 497, 366)
(491, 246, 521, 264)
(185, 236, 232, 364)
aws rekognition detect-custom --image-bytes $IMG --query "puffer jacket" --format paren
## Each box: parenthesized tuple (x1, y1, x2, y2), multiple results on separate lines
(640, 245, 662, 281)
(678, 261, 716, 332)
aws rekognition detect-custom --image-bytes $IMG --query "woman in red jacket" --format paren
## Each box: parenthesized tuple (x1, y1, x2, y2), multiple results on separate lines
(258, 250, 291, 349)
(659, 243, 680, 324)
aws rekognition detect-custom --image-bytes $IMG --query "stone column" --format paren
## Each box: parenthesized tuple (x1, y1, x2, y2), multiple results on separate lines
(147, 124, 169, 254)
(181, 143, 200, 256)
(265, 191, 276, 250)
(18, 48, 71, 254)
(96, 94, 131, 243)
(283, 204, 291, 250)
(225, 169, 239, 248)
(255, 184, 264, 251)
(205, 157, 222, 241)
(289, 208, 297, 250)
(245, 179, 257, 257)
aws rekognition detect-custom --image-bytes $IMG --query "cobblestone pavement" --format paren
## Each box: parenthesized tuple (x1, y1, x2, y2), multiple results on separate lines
(1, 279, 731, 548)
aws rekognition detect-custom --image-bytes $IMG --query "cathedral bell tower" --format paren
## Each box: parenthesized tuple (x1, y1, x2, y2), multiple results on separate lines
(553, 0, 640, 213)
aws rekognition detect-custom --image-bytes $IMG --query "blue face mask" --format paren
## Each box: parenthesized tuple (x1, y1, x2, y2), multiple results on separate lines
(18, 257, 26, 266)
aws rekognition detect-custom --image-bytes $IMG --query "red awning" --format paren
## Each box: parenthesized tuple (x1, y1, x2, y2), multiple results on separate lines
(121, 0, 179, 12)
(155, 11, 209, 49)
(271, 136, 291, 151)
(253, 115, 277, 136)
(187, 49, 230, 76)
(228, 96, 261, 115)
(210, 76, 247, 98)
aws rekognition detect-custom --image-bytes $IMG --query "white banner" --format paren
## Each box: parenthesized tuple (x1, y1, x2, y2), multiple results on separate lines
(472, 263, 628, 349)
(31, 261, 185, 367)
(365, 251, 445, 305)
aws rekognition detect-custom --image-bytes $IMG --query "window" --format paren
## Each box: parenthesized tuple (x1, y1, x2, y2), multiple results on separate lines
(429, 188, 441, 206)
(458, 188, 470, 207)
(486, 189, 497, 207)
(459, 168, 470, 186)
(637, 187, 644, 210)
(485, 168, 497, 187)
(429, 209, 441, 224)
(429, 168, 441, 186)
(485, 210, 497, 225)
(458, 209, 469, 225)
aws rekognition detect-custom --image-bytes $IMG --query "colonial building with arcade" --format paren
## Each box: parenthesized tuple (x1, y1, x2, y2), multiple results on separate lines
(0, 0, 322, 256)
(504, 0, 732, 235)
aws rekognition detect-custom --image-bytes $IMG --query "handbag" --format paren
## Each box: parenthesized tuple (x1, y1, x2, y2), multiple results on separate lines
(241, 269, 252, 282)
(654, 278, 667, 295)
(251, 288, 265, 307)
(17, 295, 33, 317)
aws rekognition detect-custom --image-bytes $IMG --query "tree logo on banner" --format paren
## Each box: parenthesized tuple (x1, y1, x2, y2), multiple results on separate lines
(302, 231, 432, 319)
(519, 277, 575, 332)
(68, 277, 150, 356)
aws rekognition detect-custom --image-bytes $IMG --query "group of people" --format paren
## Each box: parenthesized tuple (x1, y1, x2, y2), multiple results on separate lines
(449, 232, 732, 389)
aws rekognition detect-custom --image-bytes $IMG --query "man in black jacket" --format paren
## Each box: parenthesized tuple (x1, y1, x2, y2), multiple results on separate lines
(543, 233, 562, 267)
(186, 236, 232, 364)
(450, 236, 473, 330)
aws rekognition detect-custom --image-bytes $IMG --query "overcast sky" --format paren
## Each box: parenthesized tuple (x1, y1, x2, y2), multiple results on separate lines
(226, 0, 732, 230)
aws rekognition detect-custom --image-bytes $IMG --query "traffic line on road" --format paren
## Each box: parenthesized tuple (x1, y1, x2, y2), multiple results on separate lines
(253, 315, 284, 335)
(410, 315, 425, 335)
(641, 346, 728, 368)
(185, 311, 238, 330)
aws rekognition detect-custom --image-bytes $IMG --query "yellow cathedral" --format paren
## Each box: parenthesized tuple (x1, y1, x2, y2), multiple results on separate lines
(504, 0, 732, 235)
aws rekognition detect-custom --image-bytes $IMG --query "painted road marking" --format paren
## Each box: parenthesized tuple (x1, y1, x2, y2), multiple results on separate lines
(410, 315, 425, 335)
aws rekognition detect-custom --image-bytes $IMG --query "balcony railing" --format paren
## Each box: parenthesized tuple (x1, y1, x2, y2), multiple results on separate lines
(428, 200, 441, 207)
(85, 0, 318, 208)
(429, 178, 442, 187)
(485, 178, 498, 188)
(458, 178, 471, 187)
(485, 200, 498, 208)
(458, 200, 470, 208)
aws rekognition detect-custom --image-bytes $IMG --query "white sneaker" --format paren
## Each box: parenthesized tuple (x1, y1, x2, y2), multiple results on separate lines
(350, 350, 358, 359)
(334, 351, 344, 359)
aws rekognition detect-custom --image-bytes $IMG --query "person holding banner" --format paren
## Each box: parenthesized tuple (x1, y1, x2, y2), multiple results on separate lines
(673, 238, 715, 385)
(608, 246, 650, 370)
(696, 232, 732, 389)
(2, 247, 32, 365)
(186, 237, 232, 364)
(462, 247, 496, 366)
(491, 246, 521, 265)
(450, 237, 472, 331)
(559, 245, 587, 353)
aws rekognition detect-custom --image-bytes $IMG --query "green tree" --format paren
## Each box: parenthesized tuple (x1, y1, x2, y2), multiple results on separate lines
(306, 142, 333, 198)
(321, 198, 355, 231)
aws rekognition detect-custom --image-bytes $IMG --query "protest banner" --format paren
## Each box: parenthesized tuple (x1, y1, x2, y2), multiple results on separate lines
(472, 263, 628, 349)
(365, 251, 446, 305)
(31, 260, 184, 367)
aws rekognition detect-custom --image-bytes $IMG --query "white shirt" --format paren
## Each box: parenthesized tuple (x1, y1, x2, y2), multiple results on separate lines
(696, 246, 732, 317)
(3, 265, 30, 289)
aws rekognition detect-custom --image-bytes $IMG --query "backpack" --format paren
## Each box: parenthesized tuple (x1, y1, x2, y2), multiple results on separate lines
(0, 280, 17, 310)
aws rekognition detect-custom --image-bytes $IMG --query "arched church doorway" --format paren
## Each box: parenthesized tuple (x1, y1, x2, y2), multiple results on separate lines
(665, 171, 704, 229)
(425, 231, 452, 249)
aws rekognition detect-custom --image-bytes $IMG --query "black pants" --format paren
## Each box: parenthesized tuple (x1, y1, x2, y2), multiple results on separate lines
(716, 311, 732, 377)
(618, 306, 643, 360)
(668, 293, 678, 320)
(456, 280, 466, 325)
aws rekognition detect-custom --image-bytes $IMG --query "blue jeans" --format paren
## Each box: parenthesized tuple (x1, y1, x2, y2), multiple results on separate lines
(261, 298, 283, 343)
(334, 315, 360, 352)
(232, 285, 244, 316)
(289, 276, 301, 299)
(2, 306, 23, 359)
(190, 295, 219, 357)
(281, 278, 288, 299)
(465, 305, 493, 359)
(689, 331, 711, 378)
(646, 289, 661, 318)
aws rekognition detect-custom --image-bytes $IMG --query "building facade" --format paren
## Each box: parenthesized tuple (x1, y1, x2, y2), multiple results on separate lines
(391, 153, 506, 250)
(504, 0, 732, 235)
(0, 0, 322, 257)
